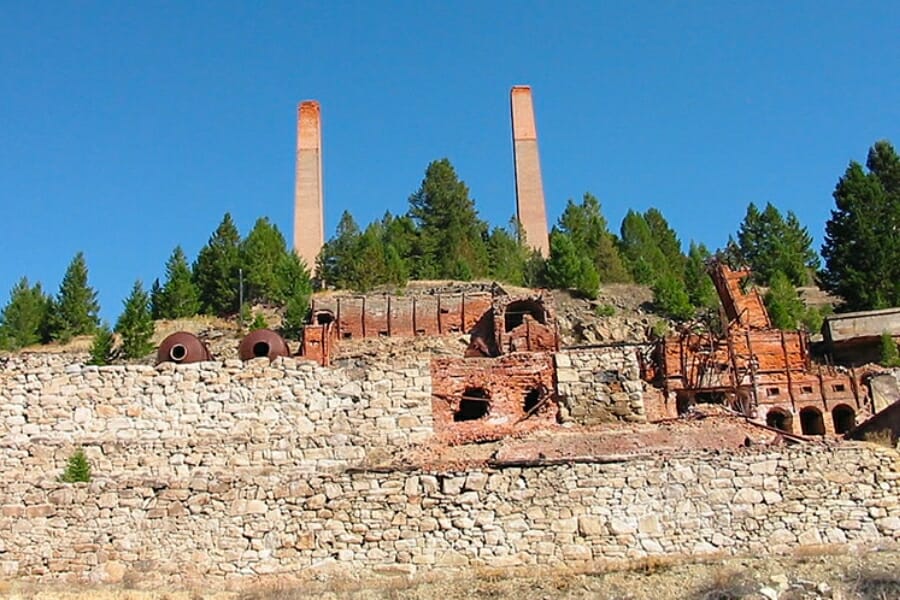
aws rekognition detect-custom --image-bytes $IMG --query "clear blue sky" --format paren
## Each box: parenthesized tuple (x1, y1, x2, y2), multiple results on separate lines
(2, 1, 898, 321)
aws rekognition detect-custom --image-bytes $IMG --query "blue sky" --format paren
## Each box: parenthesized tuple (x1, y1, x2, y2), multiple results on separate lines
(1, 1, 898, 320)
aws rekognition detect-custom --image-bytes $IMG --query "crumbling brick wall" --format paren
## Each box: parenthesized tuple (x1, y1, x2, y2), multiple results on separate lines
(430, 352, 557, 440)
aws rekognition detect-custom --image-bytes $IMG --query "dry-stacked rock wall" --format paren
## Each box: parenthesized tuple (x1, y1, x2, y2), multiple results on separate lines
(1, 352, 899, 587)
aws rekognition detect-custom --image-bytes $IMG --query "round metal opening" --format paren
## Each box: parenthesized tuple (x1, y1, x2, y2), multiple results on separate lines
(252, 341, 270, 357)
(169, 344, 187, 362)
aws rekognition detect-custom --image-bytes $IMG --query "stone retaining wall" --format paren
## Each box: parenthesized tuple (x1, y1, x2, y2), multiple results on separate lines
(555, 346, 647, 424)
(0, 446, 897, 586)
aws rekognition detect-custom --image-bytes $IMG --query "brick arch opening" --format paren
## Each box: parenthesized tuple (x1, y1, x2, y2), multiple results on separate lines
(524, 387, 542, 413)
(832, 404, 856, 435)
(504, 300, 546, 332)
(800, 406, 826, 436)
(314, 310, 335, 325)
(454, 387, 490, 422)
(766, 408, 794, 433)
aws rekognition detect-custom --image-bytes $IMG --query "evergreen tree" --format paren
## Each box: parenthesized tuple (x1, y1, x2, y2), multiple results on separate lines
(281, 295, 308, 340)
(684, 242, 718, 310)
(764, 271, 806, 330)
(115, 280, 154, 359)
(194, 213, 242, 316)
(822, 141, 900, 311)
(156, 246, 200, 319)
(149, 278, 163, 320)
(59, 448, 91, 483)
(0, 277, 51, 350)
(619, 211, 669, 284)
(408, 159, 489, 280)
(274, 250, 313, 307)
(487, 220, 528, 286)
(879, 332, 900, 368)
(241, 217, 292, 304)
(737, 202, 818, 286)
(644, 208, 685, 277)
(652, 274, 694, 321)
(317, 211, 361, 288)
(557, 193, 630, 283)
(546, 229, 599, 299)
(88, 322, 116, 366)
(49, 252, 100, 342)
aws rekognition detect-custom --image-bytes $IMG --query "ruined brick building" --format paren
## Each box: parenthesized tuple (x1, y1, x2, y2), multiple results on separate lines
(649, 262, 874, 436)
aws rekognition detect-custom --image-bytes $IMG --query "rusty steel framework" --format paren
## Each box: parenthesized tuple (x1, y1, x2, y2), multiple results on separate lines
(652, 262, 874, 436)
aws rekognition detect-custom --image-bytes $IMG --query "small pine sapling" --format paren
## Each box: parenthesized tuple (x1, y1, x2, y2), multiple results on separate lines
(59, 448, 92, 483)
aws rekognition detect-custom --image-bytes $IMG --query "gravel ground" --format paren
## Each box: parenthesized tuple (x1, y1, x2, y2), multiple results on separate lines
(4, 549, 899, 600)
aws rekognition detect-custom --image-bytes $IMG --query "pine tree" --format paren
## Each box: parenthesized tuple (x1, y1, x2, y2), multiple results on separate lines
(49, 252, 100, 342)
(157, 246, 200, 319)
(619, 211, 669, 284)
(149, 278, 163, 320)
(822, 141, 900, 311)
(764, 271, 806, 329)
(88, 322, 116, 366)
(115, 280, 154, 359)
(738, 202, 818, 286)
(0, 277, 51, 350)
(879, 332, 900, 368)
(546, 229, 599, 299)
(644, 208, 685, 277)
(487, 220, 528, 286)
(241, 217, 291, 304)
(194, 213, 242, 316)
(316, 211, 361, 288)
(59, 448, 91, 483)
(557, 193, 630, 283)
(274, 251, 313, 308)
(684, 242, 718, 310)
(408, 159, 489, 280)
(281, 295, 308, 340)
(652, 274, 693, 321)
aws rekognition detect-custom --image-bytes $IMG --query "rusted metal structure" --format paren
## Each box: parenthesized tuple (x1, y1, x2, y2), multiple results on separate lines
(650, 262, 872, 436)
(156, 332, 213, 365)
(238, 329, 291, 361)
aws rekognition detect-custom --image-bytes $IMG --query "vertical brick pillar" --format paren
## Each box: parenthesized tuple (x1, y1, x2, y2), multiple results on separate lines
(293, 101, 325, 272)
(511, 86, 550, 257)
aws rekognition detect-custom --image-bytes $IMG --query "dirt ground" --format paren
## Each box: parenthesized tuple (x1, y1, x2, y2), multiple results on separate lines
(3, 548, 899, 600)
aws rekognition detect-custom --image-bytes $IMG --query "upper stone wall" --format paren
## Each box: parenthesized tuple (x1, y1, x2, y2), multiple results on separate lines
(0, 352, 432, 479)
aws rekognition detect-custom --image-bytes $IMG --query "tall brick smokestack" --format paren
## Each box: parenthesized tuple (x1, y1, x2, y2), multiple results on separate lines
(293, 101, 325, 272)
(510, 86, 550, 257)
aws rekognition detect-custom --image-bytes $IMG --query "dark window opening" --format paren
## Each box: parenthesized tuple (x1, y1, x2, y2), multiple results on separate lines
(675, 391, 724, 415)
(378, 330, 389, 337)
(314, 311, 335, 325)
(448, 326, 461, 333)
(832, 383, 846, 393)
(342, 332, 352, 339)
(766, 409, 793, 433)
(800, 407, 826, 436)
(766, 387, 780, 397)
(440, 308, 450, 314)
(801, 385, 814, 394)
(524, 388, 542, 413)
(454, 388, 490, 422)
(832, 405, 856, 434)
(503, 300, 546, 332)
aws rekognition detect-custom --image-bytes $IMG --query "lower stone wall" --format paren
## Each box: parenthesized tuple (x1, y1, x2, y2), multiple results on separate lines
(1, 445, 898, 586)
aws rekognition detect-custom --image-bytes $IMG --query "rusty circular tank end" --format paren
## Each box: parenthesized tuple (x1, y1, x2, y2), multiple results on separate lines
(156, 332, 213, 365)
(238, 329, 291, 361)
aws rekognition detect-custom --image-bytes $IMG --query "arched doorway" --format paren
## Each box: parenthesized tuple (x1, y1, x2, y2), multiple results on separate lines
(799, 407, 826, 436)
(831, 404, 856, 434)
(503, 300, 546, 332)
(454, 387, 490, 422)
(766, 409, 794, 433)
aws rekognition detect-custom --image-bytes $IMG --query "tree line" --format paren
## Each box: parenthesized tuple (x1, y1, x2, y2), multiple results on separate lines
(0, 216, 312, 359)
(1, 140, 897, 355)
